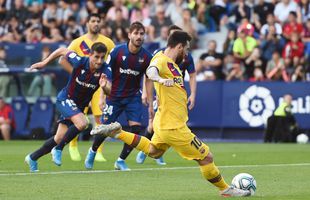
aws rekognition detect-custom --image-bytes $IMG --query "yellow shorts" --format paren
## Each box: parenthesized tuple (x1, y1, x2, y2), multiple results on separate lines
(83, 88, 102, 116)
(151, 125, 209, 160)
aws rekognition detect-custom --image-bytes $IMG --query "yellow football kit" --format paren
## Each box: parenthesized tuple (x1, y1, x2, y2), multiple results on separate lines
(150, 52, 209, 160)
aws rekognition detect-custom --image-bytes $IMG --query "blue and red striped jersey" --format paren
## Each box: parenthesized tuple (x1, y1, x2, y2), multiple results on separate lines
(107, 43, 152, 99)
(57, 51, 110, 110)
(153, 48, 195, 78)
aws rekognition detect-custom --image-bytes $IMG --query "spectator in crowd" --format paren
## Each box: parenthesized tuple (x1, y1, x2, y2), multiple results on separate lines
(266, 51, 290, 81)
(244, 47, 263, 78)
(0, 97, 15, 140)
(6, 0, 29, 24)
(108, 8, 130, 41)
(260, 25, 282, 64)
(223, 29, 236, 55)
(85, 0, 99, 15)
(65, 16, 84, 41)
(130, 0, 151, 23)
(154, 26, 169, 48)
(58, 0, 72, 26)
(0, 0, 5, 21)
(260, 13, 283, 39)
(291, 65, 306, 81)
(176, 8, 199, 48)
(282, 11, 303, 41)
(237, 17, 255, 37)
(1, 15, 23, 43)
(0, 47, 10, 97)
(209, 0, 227, 29)
(28, 46, 55, 97)
(302, 18, 310, 52)
(196, 40, 223, 80)
(253, 0, 275, 29)
(232, 28, 257, 77)
(70, 1, 88, 25)
(249, 66, 265, 82)
(42, 0, 62, 28)
(149, 4, 172, 41)
(24, 24, 43, 43)
(282, 32, 305, 69)
(265, 94, 298, 143)
(24, 0, 44, 9)
(224, 59, 244, 81)
(165, 0, 188, 24)
(114, 27, 128, 43)
(298, 0, 310, 23)
(232, 0, 251, 24)
(106, 0, 129, 21)
(274, 0, 300, 24)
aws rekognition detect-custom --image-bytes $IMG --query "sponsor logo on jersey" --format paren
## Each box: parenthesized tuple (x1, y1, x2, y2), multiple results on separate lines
(119, 68, 140, 76)
(75, 77, 97, 89)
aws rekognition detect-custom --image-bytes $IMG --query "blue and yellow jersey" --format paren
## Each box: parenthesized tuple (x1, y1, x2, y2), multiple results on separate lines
(68, 34, 115, 60)
(150, 51, 188, 129)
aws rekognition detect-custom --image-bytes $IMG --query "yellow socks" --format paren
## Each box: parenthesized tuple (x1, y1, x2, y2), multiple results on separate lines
(69, 135, 79, 147)
(200, 162, 229, 191)
(118, 130, 150, 155)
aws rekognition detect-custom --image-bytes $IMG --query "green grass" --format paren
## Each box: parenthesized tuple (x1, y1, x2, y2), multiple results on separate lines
(0, 141, 310, 200)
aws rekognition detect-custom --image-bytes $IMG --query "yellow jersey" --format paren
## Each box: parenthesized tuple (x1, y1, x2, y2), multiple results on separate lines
(67, 34, 115, 60)
(151, 51, 188, 129)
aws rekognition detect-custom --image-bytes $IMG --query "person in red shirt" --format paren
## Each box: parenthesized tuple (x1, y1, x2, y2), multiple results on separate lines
(282, 11, 304, 40)
(282, 32, 305, 67)
(0, 97, 15, 140)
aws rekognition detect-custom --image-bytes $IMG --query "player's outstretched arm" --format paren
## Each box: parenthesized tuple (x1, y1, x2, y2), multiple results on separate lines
(146, 66, 174, 87)
(30, 47, 70, 70)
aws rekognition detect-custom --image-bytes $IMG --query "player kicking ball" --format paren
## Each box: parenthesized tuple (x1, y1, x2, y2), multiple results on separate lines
(90, 31, 250, 197)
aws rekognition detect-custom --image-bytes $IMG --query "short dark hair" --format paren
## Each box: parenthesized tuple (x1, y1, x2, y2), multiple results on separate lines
(91, 42, 107, 54)
(129, 21, 145, 33)
(289, 11, 297, 18)
(168, 25, 182, 35)
(167, 31, 192, 48)
(87, 13, 100, 22)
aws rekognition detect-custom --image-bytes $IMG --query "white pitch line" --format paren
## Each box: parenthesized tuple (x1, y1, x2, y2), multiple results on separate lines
(1, 162, 310, 176)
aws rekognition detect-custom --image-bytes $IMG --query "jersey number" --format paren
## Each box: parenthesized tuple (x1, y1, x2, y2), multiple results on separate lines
(103, 105, 113, 116)
(191, 136, 202, 150)
(62, 99, 77, 110)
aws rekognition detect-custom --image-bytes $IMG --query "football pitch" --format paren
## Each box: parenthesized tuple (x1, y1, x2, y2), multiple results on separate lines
(0, 141, 310, 200)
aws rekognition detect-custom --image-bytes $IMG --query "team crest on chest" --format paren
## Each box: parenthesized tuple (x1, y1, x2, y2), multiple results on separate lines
(122, 56, 126, 61)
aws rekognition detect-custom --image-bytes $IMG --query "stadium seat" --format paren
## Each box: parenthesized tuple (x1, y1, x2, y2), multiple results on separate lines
(11, 96, 30, 138)
(28, 97, 54, 138)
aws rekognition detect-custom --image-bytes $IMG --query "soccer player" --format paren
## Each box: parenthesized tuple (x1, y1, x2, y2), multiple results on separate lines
(25, 42, 111, 172)
(91, 31, 250, 197)
(65, 13, 115, 162)
(84, 21, 153, 171)
(136, 25, 197, 165)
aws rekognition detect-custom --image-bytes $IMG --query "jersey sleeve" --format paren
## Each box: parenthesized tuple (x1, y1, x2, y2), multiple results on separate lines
(67, 39, 79, 51)
(186, 53, 196, 74)
(65, 51, 84, 68)
(106, 46, 117, 69)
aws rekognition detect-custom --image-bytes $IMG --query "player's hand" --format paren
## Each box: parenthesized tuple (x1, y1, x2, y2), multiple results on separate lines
(159, 79, 174, 87)
(188, 94, 196, 110)
(99, 73, 108, 88)
(29, 61, 47, 70)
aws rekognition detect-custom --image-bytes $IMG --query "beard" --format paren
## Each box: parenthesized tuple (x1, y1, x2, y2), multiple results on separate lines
(175, 54, 184, 65)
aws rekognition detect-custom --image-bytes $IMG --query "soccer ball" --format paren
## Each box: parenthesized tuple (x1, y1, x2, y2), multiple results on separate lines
(231, 173, 257, 196)
(296, 133, 309, 144)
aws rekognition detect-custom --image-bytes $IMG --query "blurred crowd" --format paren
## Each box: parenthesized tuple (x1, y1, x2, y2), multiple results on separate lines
(0, 0, 310, 82)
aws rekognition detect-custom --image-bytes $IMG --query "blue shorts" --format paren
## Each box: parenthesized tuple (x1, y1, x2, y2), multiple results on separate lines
(101, 96, 142, 124)
(56, 98, 83, 123)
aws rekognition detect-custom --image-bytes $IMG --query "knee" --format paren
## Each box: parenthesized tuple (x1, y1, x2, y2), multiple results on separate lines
(75, 120, 88, 131)
(199, 152, 214, 165)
